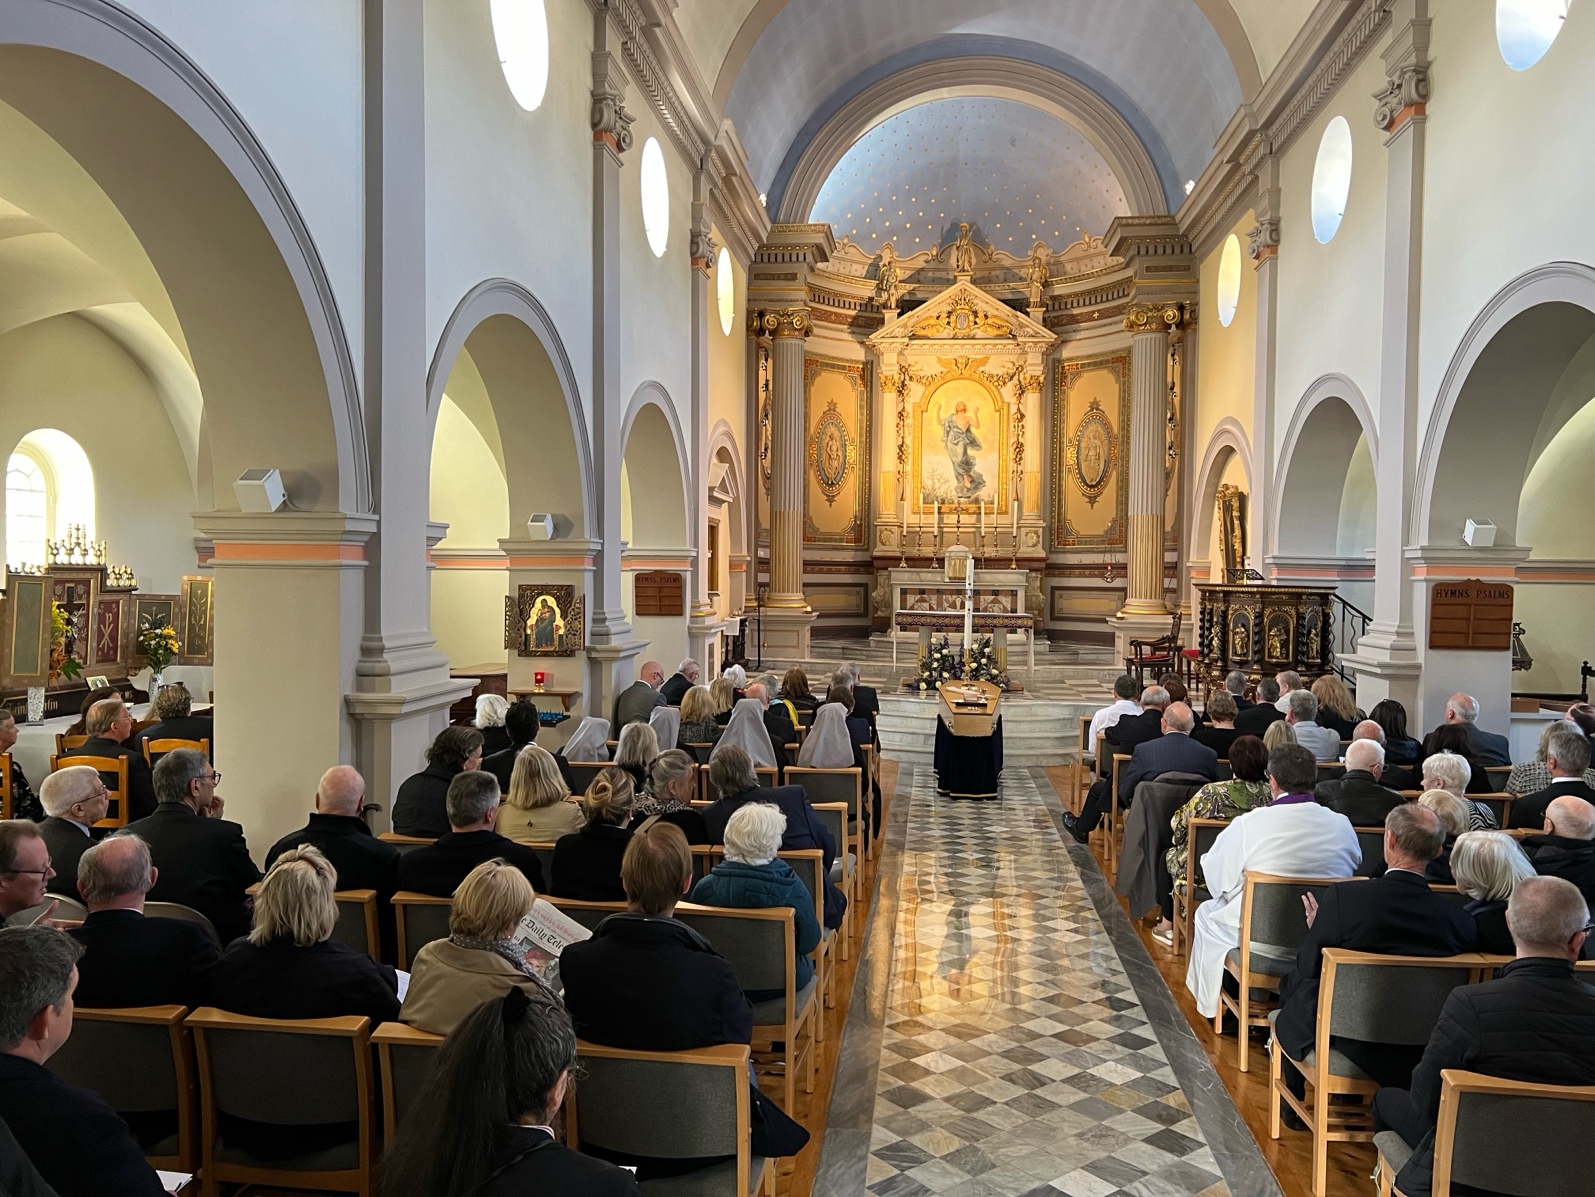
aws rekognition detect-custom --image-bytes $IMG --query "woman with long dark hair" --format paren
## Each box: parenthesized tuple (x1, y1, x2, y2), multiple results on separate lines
(376, 990, 637, 1197)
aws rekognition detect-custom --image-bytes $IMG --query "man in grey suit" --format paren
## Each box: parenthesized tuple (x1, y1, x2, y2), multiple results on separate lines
(614, 660, 667, 728)
(1427, 692, 1511, 769)
(1285, 689, 1341, 761)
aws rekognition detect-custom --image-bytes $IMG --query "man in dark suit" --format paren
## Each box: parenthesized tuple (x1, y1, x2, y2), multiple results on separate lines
(659, 658, 699, 707)
(397, 771, 545, 896)
(1423, 692, 1511, 769)
(1274, 804, 1476, 1099)
(1521, 795, 1595, 909)
(1314, 739, 1404, 826)
(837, 663, 880, 746)
(1510, 725, 1595, 828)
(1062, 686, 1174, 841)
(130, 681, 214, 759)
(0, 927, 167, 1196)
(59, 698, 156, 823)
(124, 749, 261, 945)
(1115, 703, 1219, 803)
(68, 833, 216, 1009)
(1233, 677, 1286, 738)
(35, 767, 107, 897)
(1373, 876, 1595, 1197)
(1224, 669, 1256, 711)
(614, 661, 667, 728)
(481, 698, 541, 792)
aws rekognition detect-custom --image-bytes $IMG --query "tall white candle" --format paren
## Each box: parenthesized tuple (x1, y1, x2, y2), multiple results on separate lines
(1012, 498, 1020, 537)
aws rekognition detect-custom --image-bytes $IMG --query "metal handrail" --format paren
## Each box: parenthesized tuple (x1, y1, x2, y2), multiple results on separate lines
(1329, 594, 1371, 685)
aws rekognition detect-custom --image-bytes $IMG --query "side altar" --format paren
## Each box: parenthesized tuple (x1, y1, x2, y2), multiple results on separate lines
(878, 566, 1037, 677)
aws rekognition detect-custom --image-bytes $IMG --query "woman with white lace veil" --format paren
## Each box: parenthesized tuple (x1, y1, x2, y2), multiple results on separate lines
(710, 698, 778, 769)
(561, 716, 611, 763)
(797, 703, 855, 769)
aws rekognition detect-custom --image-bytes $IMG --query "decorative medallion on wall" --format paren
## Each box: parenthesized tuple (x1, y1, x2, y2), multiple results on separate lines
(809, 399, 852, 504)
(1066, 400, 1117, 507)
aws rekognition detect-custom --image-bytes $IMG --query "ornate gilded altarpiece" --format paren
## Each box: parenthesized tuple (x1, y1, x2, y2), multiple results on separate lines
(803, 355, 870, 546)
(1052, 353, 1131, 550)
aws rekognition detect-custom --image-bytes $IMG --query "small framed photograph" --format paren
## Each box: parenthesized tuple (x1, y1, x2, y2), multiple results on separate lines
(86, 674, 110, 690)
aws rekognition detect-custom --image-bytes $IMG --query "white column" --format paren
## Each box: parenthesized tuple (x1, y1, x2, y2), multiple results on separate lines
(686, 165, 720, 667)
(1246, 148, 1281, 577)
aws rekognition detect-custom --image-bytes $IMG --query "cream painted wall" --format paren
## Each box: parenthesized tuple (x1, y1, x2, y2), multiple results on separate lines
(1229, 0, 1317, 82)
(1335, 432, 1375, 557)
(709, 229, 749, 436)
(1195, 210, 1257, 452)
(1273, 47, 1387, 458)
(1419, 2, 1595, 439)
(0, 314, 194, 591)
(428, 395, 509, 667)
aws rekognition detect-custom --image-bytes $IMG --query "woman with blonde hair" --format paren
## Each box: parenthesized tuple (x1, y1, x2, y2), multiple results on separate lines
(1262, 719, 1298, 753)
(614, 721, 659, 792)
(678, 684, 721, 747)
(1449, 831, 1536, 953)
(1310, 675, 1360, 739)
(498, 744, 584, 842)
(401, 859, 556, 1035)
(708, 676, 737, 724)
(549, 767, 635, 901)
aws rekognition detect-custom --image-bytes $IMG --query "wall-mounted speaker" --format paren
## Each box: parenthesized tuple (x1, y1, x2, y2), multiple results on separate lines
(234, 469, 287, 513)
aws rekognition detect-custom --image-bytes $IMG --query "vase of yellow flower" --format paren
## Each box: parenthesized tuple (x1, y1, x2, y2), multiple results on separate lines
(137, 620, 181, 696)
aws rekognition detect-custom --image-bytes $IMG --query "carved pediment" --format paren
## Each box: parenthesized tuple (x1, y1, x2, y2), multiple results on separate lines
(868, 277, 1054, 350)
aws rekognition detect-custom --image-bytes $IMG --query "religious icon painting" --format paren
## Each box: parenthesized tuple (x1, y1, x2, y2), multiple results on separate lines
(510, 584, 584, 657)
(919, 378, 1000, 505)
(1066, 400, 1117, 507)
(809, 400, 851, 504)
(180, 575, 214, 663)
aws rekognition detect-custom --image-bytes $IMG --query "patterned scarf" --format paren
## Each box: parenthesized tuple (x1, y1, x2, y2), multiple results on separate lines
(449, 934, 560, 1000)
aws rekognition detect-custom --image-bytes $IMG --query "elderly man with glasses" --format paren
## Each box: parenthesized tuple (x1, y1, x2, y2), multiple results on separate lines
(36, 767, 109, 898)
(124, 749, 260, 944)
(0, 822, 56, 925)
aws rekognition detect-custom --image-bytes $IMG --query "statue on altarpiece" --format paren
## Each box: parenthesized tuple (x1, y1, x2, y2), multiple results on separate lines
(951, 222, 975, 275)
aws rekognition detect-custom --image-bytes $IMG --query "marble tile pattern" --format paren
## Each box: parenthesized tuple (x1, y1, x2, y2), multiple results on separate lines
(843, 766, 1232, 1197)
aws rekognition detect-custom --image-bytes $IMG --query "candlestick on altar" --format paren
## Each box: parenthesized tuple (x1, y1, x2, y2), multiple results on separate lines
(898, 492, 909, 568)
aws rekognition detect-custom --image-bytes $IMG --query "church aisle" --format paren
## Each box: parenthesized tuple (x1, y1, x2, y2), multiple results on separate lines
(816, 767, 1278, 1197)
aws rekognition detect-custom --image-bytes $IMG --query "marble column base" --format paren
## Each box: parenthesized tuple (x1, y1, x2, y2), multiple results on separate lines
(756, 605, 816, 659)
(1108, 609, 1176, 670)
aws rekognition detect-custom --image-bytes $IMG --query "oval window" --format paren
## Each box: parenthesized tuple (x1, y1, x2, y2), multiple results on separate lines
(489, 0, 549, 111)
(1496, 0, 1567, 71)
(716, 246, 735, 335)
(1310, 116, 1353, 244)
(1216, 234, 1241, 327)
(640, 137, 669, 258)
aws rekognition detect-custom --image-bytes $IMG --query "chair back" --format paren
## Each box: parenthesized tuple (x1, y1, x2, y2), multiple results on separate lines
(54, 754, 131, 828)
(1188, 817, 1229, 895)
(676, 903, 792, 998)
(811, 804, 846, 857)
(1474, 793, 1513, 827)
(144, 902, 220, 945)
(785, 767, 862, 820)
(11, 895, 89, 925)
(1215, 758, 1233, 781)
(331, 890, 380, 961)
(777, 849, 826, 945)
(1241, 874, 1358, 963)
(1480, 765, 1514, 792)
(1321, 950, 1481, 1046)
(142, 738, 210, 768)
(569, 1041, 752, 1171)
(1316, 761, 1347, 782)
(1354, 827, 1387, 877)
(0, 751, 11, 819)
(1436, 1069, 1595, 1197)
(683, 742, 715, 765)
(392, 892, 453, 968)
(370, 1023, 444, 1141)
(521, 841, 557, 883)
(545, 896, 627, 931)
(755, 765, 778, 788)
(1428, 884, 1473, 912)
(55, 733, 89, 755)
(565, 763, 606, 794)
(376, 832, 434, 855)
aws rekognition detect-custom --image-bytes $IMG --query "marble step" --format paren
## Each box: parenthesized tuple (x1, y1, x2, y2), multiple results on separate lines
(876, 693, 1097, 766)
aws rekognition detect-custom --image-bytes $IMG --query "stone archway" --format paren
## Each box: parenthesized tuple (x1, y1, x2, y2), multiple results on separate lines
(620, 383, 692, 670)
(1272, 375, 1378, 560)
(1186, 417, 1251, 605)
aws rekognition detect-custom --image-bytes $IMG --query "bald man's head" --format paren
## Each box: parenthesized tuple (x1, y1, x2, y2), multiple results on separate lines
(316, 766, 366, 816)
(1352, 719, 1386, 746)
(78, 833, 155, 907)
(1546, 795, 1595, 841)
(640, 661, 665, 688)
(1163, 702, 1195, 734)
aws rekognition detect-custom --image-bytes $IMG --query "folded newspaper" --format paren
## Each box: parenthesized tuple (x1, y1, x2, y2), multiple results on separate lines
(509, 898, 593, 994)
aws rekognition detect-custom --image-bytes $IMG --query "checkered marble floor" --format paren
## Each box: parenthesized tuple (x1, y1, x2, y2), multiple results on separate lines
(859, 768, 1230, 1197)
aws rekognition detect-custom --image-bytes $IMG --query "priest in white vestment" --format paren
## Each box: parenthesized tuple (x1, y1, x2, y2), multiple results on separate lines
(1185, 743, 1361, 1018)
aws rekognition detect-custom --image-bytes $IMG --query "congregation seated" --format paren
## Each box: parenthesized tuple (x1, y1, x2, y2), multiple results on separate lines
(1373, 876, 1595, 1197)
(1315, 739, 1403, 826)
(614, 659, 667, 729)
(400, 859, 556, 1036)
(474, 693, 513, 758)
(0, 927, 165, 1196)
(1369, 698, 1422, 770)
(1156, 734, 1271, 943)
(703, 745, 842, 928)
(498, 744, 584, 842)
(1348, 717, 1418, 790)
(1193, 691, 1241, 758)
(1223, 669, 1256, 711)
(1309, 674, 1361, 741)
(744, 682, 796, 760)
(708, 677, 737, 726)
(0, 822, 55, 925)
(125, 749, 259, 945)
(804, 691, 881, 826)
(60, 698, 156, 823)
(1450, 831, 1536, 954)
(1509, 723, 1595, 829)
(823, 683, 874, 761)
(1421, 691, 1512, 769)
(0, 712, 41, 823)
(69, 833, 217, 1011)
(676, 683, 722, 747)
(481, 697, 541, 792)
(1282, 689, 1339, 762)
(659, 656, 700, 706)
(1273, 805, 1476, 1104)
(1185, 744, 1361, 1020)
(397, 771, 546, 896)
(613, 721, 657, 794)
(833, 662, 881, 745)
(1233, 676, 1285, 737)
(629, 749, 708, 844)
(129, 681, 213, 758)
(392, 725, 484, 839)
(560, 823, 810, 1175)
(1272, 670, 1304, 712)
(1064, 685, 1170, 841)
(691, 803, 821, 1000)
(378, 990, 639, 1197)
(1506, 713, 1595, 798)
(1064, 697, 1215, 844)
(549, 768, 634, 901)
(36, 767, 107, 897)
(1520, 795, 1595, 913)
(778, 665, 819, 715)
(61, 686, 118, 738)
(1088, 673, 1142, 748)
(1422, 750, 1496, 827)
(712, 698, 785, 774)
(1417, 789, 1474, 883)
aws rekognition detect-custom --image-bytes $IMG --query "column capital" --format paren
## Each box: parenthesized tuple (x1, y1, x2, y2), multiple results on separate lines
(689, 228, 716, 273)
(1123, 302, 1184, 334)
(1373, 62, 1430, 133)
(755, 307, 812, 339)
(1247, 217, 1280, 261)
(590, 51, 634, 155)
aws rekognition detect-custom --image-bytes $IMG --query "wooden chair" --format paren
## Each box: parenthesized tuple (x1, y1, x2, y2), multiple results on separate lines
(1480, 765, 1514, 793)
(376, 833, 434, 855)
(519, 840, 558, 885)
(145, 902, 220, 945)
(682, 741, 716, 765)
(568, 1040, 775, 1197)
(54, 733, 88, 756)
(1125, 611, 1182, 684)
(142, 737, 210, 768)
(785, 766, 865, 862)
(1070, 717, 1093, 814)
(391, 891, 452, 968)
(1473, 792, 1514, 827)
(1426, 884, 1472, 912)
(777, 848, 832, 1024)
(0, 751, 12, 819)
(1354, 827, 1388, 877)
(810, 802, 855, 953)
(1375, 1070, 1595, 1197)
(371, 1022, 444, 1141)
(186, 1008, 374, 1197)
(331, 890, 380, 963)
(1104, 753, 1131, 877)
(676, 902, 816, 1112)
(1173, 816, 1230, 956)
(754, 764, 778, 789)
(1219, 873, 1363, 1072)
(565, 762, 607, 794)
(545, 896, 627, 932)
(51, 753, 130, 828)
(1269, 949, 1484, 1197)
(45, 1004, 196, 1172)
(1316, 760, 1347, 781)
(11, 895, 90, 925)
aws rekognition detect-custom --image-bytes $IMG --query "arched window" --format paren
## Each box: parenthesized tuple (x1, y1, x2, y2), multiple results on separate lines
(6, 451, 48, 569)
